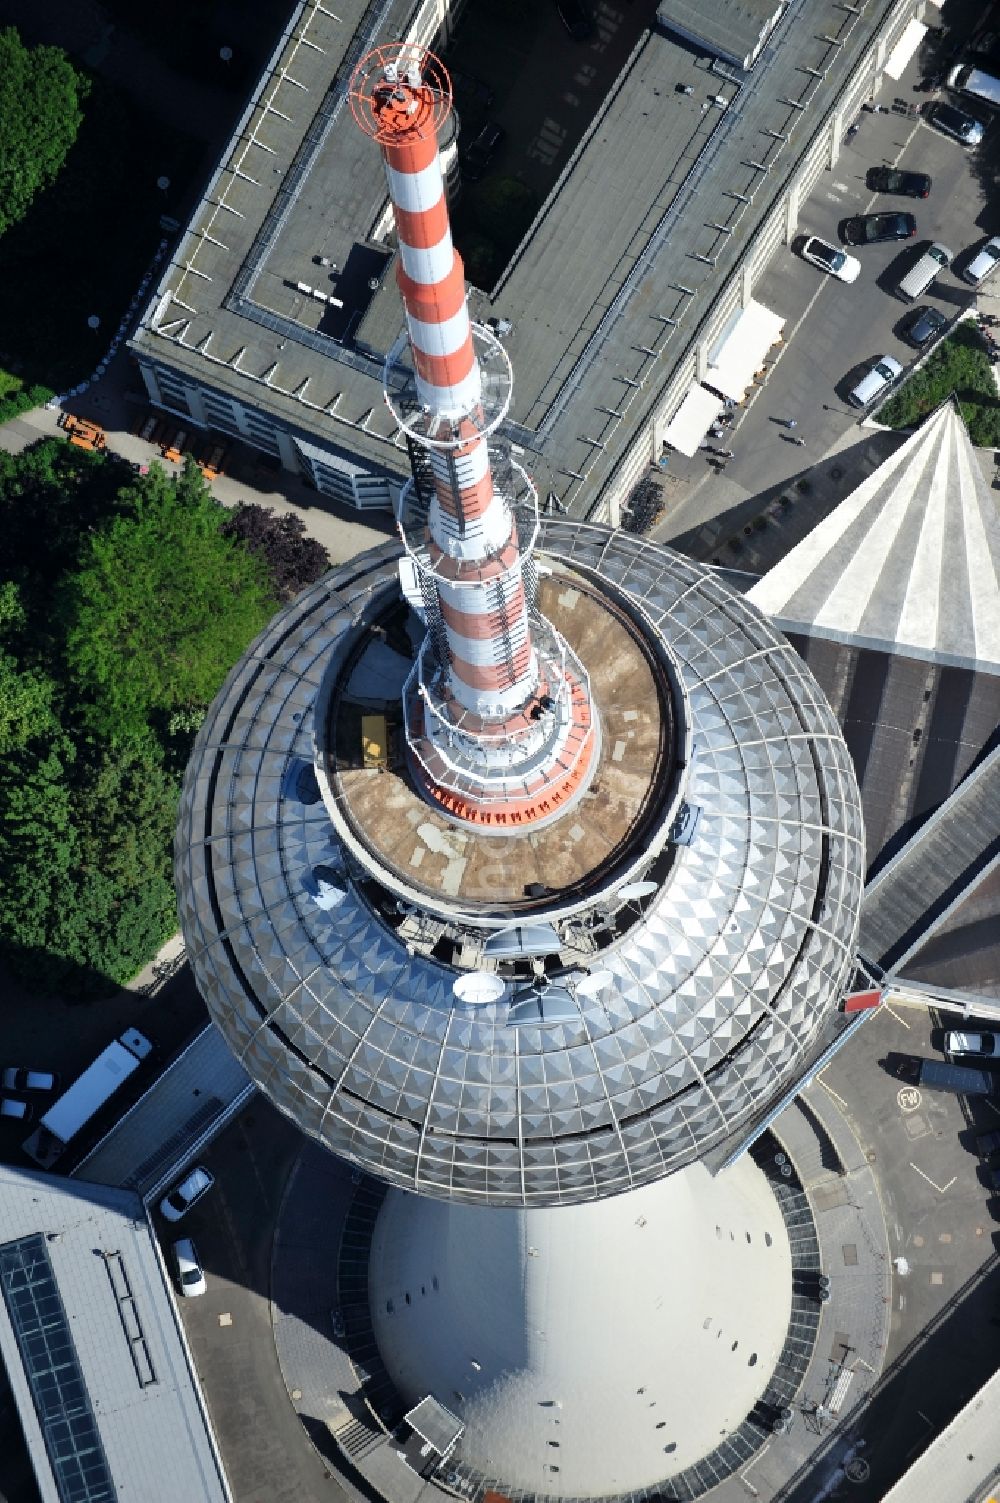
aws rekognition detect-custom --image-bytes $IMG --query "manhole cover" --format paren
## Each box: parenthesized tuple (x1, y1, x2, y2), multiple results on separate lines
(829, 465, 845, 480)
(845, 1457, 870, 1483)
(866, 1150, 877, 1163)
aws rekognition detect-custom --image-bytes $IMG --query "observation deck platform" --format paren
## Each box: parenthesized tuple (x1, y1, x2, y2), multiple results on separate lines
(326, 567, 676, 911)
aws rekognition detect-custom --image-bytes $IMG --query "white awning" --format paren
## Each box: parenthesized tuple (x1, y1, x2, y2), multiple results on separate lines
(884, 19, 926, 80)
(662, 384, 724, 457)
(705, 299, 785, 402)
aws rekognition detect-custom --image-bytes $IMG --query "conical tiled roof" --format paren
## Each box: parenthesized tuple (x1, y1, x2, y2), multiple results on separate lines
(747, 401, 1000, 673)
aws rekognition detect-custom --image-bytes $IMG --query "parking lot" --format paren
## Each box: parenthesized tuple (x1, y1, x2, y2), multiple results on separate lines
(657, 57, 1000, 545)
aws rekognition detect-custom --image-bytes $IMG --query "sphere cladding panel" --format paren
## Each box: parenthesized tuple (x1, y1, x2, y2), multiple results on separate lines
(175, 527, 866, 1208)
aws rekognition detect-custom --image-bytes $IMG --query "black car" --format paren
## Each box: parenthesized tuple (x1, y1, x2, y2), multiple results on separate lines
(842, 211, 917, 245)
(866, 166, 931, 198)
(555, 0, 595, 41)
(903, 305, 946, 348)
(928, 100, 984, 146)
(462, 122, 505, 182)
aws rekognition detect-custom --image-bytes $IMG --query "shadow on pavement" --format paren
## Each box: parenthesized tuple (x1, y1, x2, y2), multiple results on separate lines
(774, 1250, 1000, 1502)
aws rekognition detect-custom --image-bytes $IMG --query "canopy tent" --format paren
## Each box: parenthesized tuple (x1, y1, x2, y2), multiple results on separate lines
(884, 19, 926, 80)
(662, 384, 724, 456)
(705, 299, 785, 402)
(406, 1396, 465, 1459)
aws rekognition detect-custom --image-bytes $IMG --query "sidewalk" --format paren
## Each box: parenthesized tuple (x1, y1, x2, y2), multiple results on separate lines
(0, 368, 394, 568)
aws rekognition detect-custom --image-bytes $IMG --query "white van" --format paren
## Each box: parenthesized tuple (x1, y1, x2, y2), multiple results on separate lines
(848, 356, 902, 409)
(898, 242, 952, 301)
(947, 63, 1000, 110)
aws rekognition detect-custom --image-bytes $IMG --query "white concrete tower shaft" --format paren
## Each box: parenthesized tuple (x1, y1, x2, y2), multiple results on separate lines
(350, 46, 597, 829)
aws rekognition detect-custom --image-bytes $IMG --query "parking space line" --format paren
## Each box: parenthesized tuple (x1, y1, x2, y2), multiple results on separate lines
(883, 1002, 911, 1029)
(815, 1071, 849, 1108)
(910, 1162, 956, 1195)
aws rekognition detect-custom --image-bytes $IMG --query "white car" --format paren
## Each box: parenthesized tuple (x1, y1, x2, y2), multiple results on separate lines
(1, 1067, 59, 1093)
(800, 235, 861, 283)
(0, 1098, 31, 1121)
(964, 237, 1000, 286)
(945, 1029, 1000, 1058)
(847, 354, 902, 408)
(171, 1238, 207, 1297)
(160, 1165, 215, 1222)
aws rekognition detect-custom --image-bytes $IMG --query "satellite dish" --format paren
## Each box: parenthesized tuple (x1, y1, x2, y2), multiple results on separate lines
(618, 880, 658, 901)
(484, 923, 561, 958)
(453, 972, 506, 1005)
(508, 983, 579, 1027)
(575, 969, 614, 998)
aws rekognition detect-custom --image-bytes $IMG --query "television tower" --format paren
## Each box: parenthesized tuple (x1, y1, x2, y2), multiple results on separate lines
(176, 42, 867, 1503)
(349, 45, 595, 827)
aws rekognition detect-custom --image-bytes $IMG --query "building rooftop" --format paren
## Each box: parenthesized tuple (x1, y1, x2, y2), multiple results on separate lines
(0, 1165, 228, 1503)
(132, 0, 896, 513)
(747, 402, 1000, 675)
(655, 0, 782, 65)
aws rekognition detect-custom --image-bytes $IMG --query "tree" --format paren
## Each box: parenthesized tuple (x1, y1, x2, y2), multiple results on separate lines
(0, 28, 88, 238)
(221, 502, 330, 601)
(0, 653, 58, 754)
(61, 461, 277, 739)
(0, 737, 77, 975)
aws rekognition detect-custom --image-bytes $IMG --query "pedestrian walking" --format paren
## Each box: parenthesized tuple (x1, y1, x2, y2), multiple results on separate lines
(783, 418, 798, 429)
(791, 435, 806, 447)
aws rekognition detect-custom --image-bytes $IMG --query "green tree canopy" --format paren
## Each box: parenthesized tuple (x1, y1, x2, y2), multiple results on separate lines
(0, 28, 88, 239)
(61, 460, 277, 739)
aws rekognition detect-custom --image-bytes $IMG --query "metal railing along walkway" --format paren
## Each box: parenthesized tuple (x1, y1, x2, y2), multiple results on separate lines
(73, 1021, 254, 1198)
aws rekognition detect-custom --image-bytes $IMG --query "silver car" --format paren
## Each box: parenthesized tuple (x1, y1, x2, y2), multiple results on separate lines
(945, 1029, 1000, 1058)
(160, 1165, 215, 1222)
(848, 355, 902, 408)
(171, 1238, 207, 1297)
(964, 237, 1000, 286)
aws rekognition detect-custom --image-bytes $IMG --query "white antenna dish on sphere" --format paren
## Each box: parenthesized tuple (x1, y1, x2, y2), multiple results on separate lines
(575, 969, 614, 998)
(453, 971, 506, 1005)
(618, 880, 658, 901)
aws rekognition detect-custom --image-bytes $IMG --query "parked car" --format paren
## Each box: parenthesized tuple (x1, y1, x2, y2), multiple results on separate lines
(945, 1029, 1000, 1058)
(963, 236, 1000, 285)
(555, 0, 595, 40)
(160, 1165, 215, 1222)
(898, 242, 953, 301)
(903, 305, 947, 347)
(800, 235, 861, 283)
(170, 1238, 207, 1297)
(0, 1098, 31, 1121)
(928, 100, 985, 146)
(865, 166, 931, 198)
(843, 211, 917, 245)
(462, 121, 505, 181)
(1, 1068, 59, 1093)
(847, 354, 902, 408)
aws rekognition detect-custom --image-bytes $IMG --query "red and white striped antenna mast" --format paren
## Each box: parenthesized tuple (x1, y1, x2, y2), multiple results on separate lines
(350, 44, 596, 829)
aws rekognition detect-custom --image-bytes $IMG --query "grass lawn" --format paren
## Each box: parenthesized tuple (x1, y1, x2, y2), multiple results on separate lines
(877, 321, 1000, 446)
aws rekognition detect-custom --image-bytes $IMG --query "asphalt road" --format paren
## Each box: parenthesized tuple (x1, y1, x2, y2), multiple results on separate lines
(156, 1102, 349, 1503)
(657, 80, 998, 545)
(791, 998, 1000, 1503)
